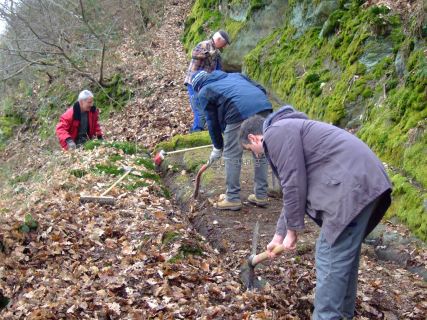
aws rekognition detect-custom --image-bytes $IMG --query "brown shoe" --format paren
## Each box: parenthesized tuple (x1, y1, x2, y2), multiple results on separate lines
(247, 194, 268, 207)
(213, 194, 242, 211)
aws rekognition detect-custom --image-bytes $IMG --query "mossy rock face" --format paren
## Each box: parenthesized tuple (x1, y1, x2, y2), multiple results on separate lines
(154, 131, 211, 153)
(184, 0, 426, 240)
(387, 173, 427, 242)
(182, 0, 287, 71)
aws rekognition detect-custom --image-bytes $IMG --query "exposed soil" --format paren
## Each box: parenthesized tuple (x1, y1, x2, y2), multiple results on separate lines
(163, 148, 426, 319)
(1, 0, 426, 318)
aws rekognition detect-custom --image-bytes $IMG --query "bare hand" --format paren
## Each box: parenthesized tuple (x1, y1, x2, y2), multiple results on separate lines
(267, 231, 298, 259)
(267, 234, 284, 259)
(283, 230, 297, 251)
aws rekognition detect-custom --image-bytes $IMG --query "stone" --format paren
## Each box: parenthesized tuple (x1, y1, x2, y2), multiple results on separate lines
(364, 223, 386, 245)
(359, 37, 393, 70)
(394, 50, 406, 77)
(222, 0, 288, 71)
(291, 1, 340, 39)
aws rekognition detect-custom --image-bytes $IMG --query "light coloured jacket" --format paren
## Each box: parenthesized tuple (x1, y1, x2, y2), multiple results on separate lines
(263, 106, 392, 245)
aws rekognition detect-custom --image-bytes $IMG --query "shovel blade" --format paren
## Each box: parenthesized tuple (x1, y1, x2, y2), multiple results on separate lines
(239, 260, 267, 290)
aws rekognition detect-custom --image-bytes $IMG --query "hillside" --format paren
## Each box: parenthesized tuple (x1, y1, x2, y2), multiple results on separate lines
(0, 0, 426, 319)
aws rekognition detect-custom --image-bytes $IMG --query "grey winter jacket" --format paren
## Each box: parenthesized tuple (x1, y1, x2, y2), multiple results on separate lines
(263, 106, 392, 245)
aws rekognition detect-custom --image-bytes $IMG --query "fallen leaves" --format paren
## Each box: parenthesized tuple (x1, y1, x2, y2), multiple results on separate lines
(1, 0, 426, 319)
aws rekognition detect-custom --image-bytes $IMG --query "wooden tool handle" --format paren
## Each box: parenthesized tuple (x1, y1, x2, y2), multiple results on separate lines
(166, 144, 213, 155)
(193, 160, 212, 199)
(251, 244, 285, 266)
(101, 170, 132, 196)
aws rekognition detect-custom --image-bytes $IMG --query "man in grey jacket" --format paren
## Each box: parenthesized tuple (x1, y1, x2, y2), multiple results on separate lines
(239, 106, 392, 320)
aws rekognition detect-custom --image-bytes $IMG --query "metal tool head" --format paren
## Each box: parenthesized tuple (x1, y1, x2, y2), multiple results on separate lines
(239, 221, 265, 290)
(153, 150, 165, 166)
(122, 165, 133, 173)
(251, 221, 259, 256)
(239, 254, 266, 290)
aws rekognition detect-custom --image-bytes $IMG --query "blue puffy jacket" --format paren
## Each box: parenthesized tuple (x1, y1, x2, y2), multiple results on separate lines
(195, 71, 272, 149)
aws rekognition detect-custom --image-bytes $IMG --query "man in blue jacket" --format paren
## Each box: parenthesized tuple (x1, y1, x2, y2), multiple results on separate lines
(192, 70, 273, 210)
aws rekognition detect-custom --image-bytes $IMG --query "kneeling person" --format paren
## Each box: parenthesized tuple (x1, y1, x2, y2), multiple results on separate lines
(192, 70, 273, 210)
(56, 90, 103, 150)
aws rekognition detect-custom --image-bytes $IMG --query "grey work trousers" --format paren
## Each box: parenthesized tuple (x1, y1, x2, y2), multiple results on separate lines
(222, 121, 268, 202)
(313, 198, 379, 320)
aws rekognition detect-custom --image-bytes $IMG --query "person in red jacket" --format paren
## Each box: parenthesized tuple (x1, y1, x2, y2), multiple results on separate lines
(56, 90, 103, 150)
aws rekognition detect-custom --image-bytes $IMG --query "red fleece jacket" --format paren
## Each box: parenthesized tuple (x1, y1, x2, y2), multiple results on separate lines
(55, 102, 102, 150)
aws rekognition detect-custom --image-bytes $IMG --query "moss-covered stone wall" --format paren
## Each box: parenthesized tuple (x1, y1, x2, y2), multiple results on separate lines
(183, 0, 427, 240)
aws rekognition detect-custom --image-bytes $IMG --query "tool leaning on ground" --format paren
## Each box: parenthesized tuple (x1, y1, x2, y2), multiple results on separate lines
(192, 159, 213, 199)
(153, 144, 213, 166)
(79, 166, 133, 205)
(240, 221, 287, 290)
(152, 144, 214, 200)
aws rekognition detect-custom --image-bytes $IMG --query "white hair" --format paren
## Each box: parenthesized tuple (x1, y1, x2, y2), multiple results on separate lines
(213, 31, 223, 41)
(78, 90, 94, 101)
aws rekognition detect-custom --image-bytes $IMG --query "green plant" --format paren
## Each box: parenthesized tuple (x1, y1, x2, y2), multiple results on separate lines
(162, 231, 180, 245)
(19, 214, 38, 233)
(168, 243, 204, 263)
(125, 180, 150, 191)
(134, 157, 155, 170)
(92, 164, 123, 176)
(70, 169, 88, 178)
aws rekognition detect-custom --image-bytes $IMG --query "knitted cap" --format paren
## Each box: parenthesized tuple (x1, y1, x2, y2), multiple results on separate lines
(191, 71, 209, 91)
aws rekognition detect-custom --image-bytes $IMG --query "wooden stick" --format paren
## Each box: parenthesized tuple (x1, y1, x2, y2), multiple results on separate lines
(166, 144, 212, 155)
(101, 169, 132, 196)
(251, 244, 285, 266)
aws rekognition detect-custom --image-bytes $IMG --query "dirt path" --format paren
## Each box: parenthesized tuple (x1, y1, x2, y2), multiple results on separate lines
(163, 148, 426, 319)
(1, 0, 426, 318)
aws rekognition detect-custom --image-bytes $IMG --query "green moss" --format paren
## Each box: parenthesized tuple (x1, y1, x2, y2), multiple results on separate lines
(154, 131, 211, 153)
(10, 171, 33, 185)
(83, 140, 146, 155)
(92, 164, 123, 176)
(108, 154, 123, 162)
(19, 214, 38, 233)
(138, 171, 160, 182)
(83, 140, 103, 150)
(169, 243, 204, 263)
(182, 1, 222, 52)
(320, 9, 345, 38)
(160, 186, 171, 199)
(109, 141, 143, 155)
(125, 180, 150, 191)
(92, 74, 132, 119)
(162, 231, 180, 245)
(70, 169, 88, 178)
(387, 173, 426, 241)
(305, 73, 320, 84)
(358, 46, 426, 188)
(200, 168, 218, 188)
(174, 173, 190, 186)
(134, 157, 155, 170)
(182, 148, 210, 172)
(248, 0, 267, 16)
